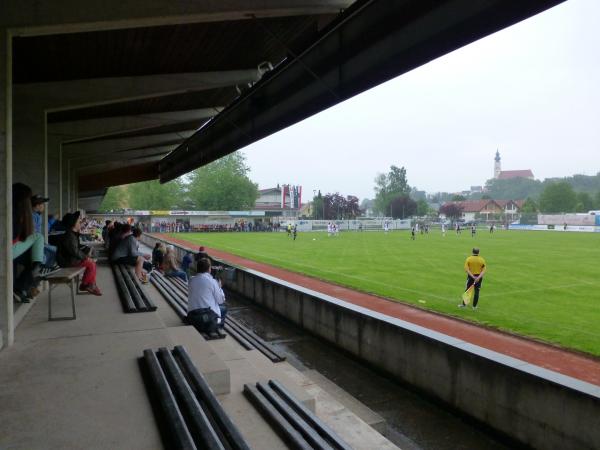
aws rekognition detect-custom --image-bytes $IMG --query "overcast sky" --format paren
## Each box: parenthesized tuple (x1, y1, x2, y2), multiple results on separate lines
(241, 0, 600, 201)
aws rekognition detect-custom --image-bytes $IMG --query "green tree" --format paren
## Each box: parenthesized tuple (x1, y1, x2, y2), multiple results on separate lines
(594, 191, 600, 209)
(312, 191, 324, 219)
(99, 186, 126, 212)
(389, 195, 416, 219)
(452, 194, 466, 201)
(520, 197, 538, 213)
(127, 179, 183, 210)
(575, 192, 593, 212)
(374, 165, 410, 215)
(187, 153, 258, 210)
(539, 181, 577, 213)
(416, 199, 429, 216)
(485, 177, 543, 200)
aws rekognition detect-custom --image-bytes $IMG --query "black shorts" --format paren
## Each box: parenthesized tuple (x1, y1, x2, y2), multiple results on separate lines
(466, 274, 483, 289)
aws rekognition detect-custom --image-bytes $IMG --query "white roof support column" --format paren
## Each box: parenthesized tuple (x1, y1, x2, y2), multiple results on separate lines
(0, 29, 14, 349)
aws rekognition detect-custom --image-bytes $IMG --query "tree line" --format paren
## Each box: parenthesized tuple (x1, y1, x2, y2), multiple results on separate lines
(100, 152, 600, 217)
(99, 153, 259, 212)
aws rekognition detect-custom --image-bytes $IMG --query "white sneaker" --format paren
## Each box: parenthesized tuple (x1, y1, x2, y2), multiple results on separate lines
(458, 304, 465, 308)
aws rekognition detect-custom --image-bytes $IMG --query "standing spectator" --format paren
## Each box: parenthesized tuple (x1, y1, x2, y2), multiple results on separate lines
(459, 248, 486, 309)
(187, 258, 223, 335)
(102, 220, 112, 244)
(163, 245, 187, 281)
(182, 250, 194, 278)
(195, 246, 209, 265)
(56, 212, 102, 295)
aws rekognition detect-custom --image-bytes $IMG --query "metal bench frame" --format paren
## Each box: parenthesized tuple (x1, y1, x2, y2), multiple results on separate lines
(47, 268, 85, 321)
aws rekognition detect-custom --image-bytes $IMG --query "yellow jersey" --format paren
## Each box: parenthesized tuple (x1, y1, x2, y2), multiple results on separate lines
(464, 255, 486, 275)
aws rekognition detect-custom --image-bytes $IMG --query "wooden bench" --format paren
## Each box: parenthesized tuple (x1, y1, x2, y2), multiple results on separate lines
(45, 267, 86, 321)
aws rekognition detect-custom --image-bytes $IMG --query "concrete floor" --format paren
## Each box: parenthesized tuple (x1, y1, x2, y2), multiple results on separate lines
(0, 263, 398, 450)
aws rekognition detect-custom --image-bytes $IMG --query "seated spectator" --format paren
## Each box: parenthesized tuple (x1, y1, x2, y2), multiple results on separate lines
(111, 225, 152, 282)
(31, 194, 59, 269)
(48, 213, 57, 232)
(12, 183, 45, 302)
(181, 250, 193, 277)
(56, 211, 102, 296)
(187, 258, 223, 335)
(163, 245, 187, 282)
(152, 242, 165, 270)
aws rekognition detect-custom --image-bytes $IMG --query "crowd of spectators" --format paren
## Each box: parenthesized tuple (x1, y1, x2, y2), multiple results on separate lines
(146, 220, 283, 233)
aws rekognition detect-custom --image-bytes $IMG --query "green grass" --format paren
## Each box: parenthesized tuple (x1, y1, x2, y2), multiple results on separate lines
(168, 230, 600, 357)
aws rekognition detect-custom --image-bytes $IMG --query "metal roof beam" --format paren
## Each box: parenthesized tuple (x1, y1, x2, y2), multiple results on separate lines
(2, 1, 352, 36)
(14, 71, 258, 111)
(62, 131, 193, 156)
(49, 108, 220, 142)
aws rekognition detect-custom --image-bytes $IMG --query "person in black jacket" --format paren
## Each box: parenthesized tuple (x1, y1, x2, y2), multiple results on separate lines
(57, 212, 102, 295)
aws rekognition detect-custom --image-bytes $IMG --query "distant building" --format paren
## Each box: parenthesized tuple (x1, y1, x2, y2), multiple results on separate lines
(493, 150, 534, 180)
(470, 186, 483, 194)
(254, 184, 302, 217)
(440, 199, 524, 222)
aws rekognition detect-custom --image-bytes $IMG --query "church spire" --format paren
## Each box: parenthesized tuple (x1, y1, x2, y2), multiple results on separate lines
(494, 149, 501, 178)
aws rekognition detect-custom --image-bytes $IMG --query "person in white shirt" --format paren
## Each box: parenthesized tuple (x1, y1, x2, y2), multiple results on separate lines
(187, 258, 224, 335)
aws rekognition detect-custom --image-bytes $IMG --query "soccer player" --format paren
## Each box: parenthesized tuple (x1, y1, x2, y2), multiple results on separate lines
(287, 224, 292, 237)
(292, 225, 298, 241)
(411, 226, 416, 240)
(441, 223, 446, 237)
(489, 224, 494, 234)
(471, 224, 476, 238)
(459, 247, 486, 309)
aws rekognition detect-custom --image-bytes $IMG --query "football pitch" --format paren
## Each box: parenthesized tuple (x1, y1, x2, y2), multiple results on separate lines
(168, 229, 600, 357)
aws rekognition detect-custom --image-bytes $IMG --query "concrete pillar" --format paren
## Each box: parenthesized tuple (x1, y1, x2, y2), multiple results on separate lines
(0, 30, 14, 349)
(47, 134, 62, 220)
(12, 110, 45, 195)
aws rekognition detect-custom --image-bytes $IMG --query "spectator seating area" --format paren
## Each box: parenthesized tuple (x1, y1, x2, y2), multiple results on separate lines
(244, 380, 352, 450)
(151, 269, 286, 362)
(142, 345, 251, 450)
(112, 264, 157, 313)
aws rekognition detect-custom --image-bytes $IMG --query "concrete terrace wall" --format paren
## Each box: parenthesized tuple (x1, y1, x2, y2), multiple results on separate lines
(141, 233, 600, 450)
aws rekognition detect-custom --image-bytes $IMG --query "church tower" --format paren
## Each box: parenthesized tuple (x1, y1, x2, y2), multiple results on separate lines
(494, 149, 501, 179)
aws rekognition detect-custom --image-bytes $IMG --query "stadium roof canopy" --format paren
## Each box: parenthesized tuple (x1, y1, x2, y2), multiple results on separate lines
(3, 0, 564, 213)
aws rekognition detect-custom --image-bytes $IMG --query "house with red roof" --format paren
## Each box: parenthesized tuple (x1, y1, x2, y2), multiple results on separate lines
(440, 199, 503, 222)
(440, 198, 526, 222)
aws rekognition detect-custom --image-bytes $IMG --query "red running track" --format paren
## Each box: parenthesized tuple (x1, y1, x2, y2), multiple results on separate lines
(158, 234, 600, 386)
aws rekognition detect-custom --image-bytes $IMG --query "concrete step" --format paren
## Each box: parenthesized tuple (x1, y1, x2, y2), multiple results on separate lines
(164, 326, 230, 395)
(216, 337, 315, 412)
(207, 337, 290, 449)
(303, 369, 386, 434)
